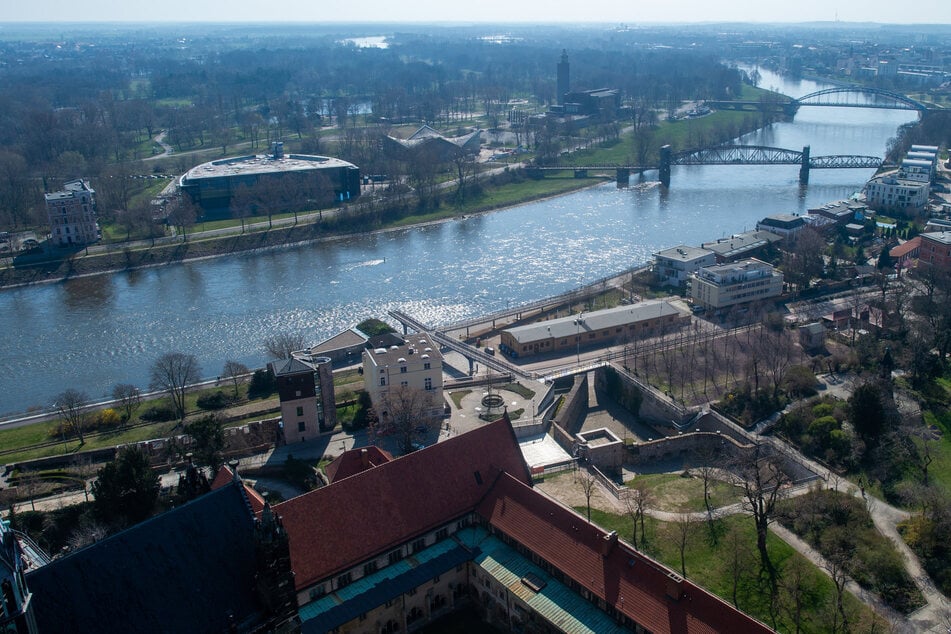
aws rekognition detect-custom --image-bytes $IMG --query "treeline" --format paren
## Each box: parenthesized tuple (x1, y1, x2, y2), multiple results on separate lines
(0, 25, 748, 233)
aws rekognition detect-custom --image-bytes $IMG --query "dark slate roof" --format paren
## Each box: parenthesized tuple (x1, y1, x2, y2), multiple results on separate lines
(27, 483, 263, 634)
(270, 357, 317, 376)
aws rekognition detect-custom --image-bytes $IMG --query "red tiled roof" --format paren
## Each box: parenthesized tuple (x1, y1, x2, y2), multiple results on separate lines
(274, 417, 531, 590)
(324, 446, 394, 483)
(889, 236, 921, 259)
(211, 465, 266, 514)
(478, 474, 772, 634)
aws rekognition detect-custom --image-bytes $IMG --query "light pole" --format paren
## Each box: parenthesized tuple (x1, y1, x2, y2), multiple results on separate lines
(575, 313, 584, 365)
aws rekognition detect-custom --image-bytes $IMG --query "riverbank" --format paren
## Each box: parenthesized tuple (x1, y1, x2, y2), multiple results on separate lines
(0, 174, 608, 290)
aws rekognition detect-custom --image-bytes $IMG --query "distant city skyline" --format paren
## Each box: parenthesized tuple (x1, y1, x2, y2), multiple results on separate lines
(3, 0, 950, 26)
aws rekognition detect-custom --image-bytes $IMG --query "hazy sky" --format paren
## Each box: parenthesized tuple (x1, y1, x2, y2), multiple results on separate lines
(4, 0, 951, 25)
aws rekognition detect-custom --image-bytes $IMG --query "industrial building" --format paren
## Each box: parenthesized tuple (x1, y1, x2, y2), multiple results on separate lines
(499, 300, 686, 359)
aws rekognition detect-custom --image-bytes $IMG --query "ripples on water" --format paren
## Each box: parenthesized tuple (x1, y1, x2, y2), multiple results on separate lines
(0, 69, 920, 415)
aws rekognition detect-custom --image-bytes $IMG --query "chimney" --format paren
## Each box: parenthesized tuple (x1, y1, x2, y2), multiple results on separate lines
(361, 448, 369, 468)
(229, 459, 240, 482)
(666, 572, 684, 600)
(601, 530, 618, 557)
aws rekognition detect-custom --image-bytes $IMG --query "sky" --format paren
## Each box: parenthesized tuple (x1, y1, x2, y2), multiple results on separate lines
(4, 0, 951, 25)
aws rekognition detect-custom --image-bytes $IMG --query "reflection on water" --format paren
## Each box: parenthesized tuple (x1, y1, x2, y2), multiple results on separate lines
(0, 68, 920, 415)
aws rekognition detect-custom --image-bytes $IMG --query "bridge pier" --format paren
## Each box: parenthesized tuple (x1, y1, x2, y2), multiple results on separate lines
(659, 145, 671, 188)
(616, 168, 630, 188)
(799, 145, 810, 184)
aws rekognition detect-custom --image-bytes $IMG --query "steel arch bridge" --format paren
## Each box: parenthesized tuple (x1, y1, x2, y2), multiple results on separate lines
(671, 145, 883, 170)
(794, 87, 929, 111)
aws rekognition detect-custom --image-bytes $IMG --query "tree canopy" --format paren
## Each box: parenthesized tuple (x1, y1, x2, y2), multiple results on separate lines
(91, 446, 160, 524)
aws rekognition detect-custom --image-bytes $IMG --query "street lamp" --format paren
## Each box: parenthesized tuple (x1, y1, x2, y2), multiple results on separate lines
(574, 313, 584, 365)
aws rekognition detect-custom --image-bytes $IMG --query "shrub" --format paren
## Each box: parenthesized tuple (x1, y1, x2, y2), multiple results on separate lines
(196, 391, 229, 410)
(247, 369, 276, 399)
(139, 404, 177, 422)
(95, 408, 122, 429)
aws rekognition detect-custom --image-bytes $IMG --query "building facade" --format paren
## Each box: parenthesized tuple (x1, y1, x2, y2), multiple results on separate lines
(271, 355, 337, 442)
(690, 258, 784, 310)
(918, 231, 951, 273)
(44, 179, 99, 247)
(864, 174, 929, 214)
(653, 245, 716, 287)
(362, 333, 444, 420)
(179, 143, 361, 216)
(499, 300, 686, 359)
(274, 420, 773, 634)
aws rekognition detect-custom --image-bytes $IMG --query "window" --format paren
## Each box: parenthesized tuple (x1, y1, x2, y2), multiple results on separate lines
(337, 572, 352, 588)
(425, 377, 432, 391)
(296, 406, 304, 416)
(401, 381, 408, 387)
(388, 549, 403, 565)
(363, 561, 378, 576)
(436, 528, 448, 541)
(424, 362, 431, 370)
(309, 585, 326, 599)
(412, 538, 426, 553)
(380, 377, 386, 386)
(400, 366, 407, 373)
(298, 421, 306, 432)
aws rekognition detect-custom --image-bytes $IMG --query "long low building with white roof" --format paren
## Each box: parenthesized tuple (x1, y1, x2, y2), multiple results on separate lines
(499, 300, 687, 359)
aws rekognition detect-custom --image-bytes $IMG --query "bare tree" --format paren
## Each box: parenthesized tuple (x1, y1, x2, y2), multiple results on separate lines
(263, 332, 306, 360)
(578, 468, 598, 522)
(730, 443, 789, 592)
(18, 469, 40, 512)
(149, 352, 202, 424)
(67, 520, 109, 552)
(370, 384, 436, 454)
(623, 482, 653, 549)
(222, 360, 250, 400)
(725, 523, 753, 609)
(691, 443, 722, 535)
(112, 383, 142, 423)
(674, 513, 693, 577)
(53, 388, 91, 445)
(779, 556, 812, 634)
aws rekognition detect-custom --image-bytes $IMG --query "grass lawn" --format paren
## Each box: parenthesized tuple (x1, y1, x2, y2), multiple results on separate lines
(921, 408, 951, 490)
(584, 509, 885, 633)
(449, 390, 471, 409)
(625, 472, 743, 513)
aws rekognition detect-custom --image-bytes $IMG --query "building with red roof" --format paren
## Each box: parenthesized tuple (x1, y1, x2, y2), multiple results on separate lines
(275, 418, 772, 634)
(324, 446, 394, 483)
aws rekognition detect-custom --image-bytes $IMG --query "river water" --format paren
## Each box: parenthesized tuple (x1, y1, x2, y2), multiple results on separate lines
(0, 69, 918, 416)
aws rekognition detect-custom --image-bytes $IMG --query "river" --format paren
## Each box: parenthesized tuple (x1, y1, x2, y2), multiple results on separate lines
(0, 68, 918, 416)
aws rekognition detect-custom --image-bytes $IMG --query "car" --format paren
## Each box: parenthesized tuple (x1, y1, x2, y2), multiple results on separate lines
(484, 347, 495, 356)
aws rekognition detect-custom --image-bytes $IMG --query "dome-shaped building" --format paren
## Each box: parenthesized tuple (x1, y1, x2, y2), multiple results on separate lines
(179, 142, 361, 217)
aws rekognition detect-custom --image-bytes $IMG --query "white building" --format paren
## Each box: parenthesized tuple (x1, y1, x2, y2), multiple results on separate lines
(864, 174, 929, 214)
(653, 245, 715, 287)
(899, 158, 933, 183)
(363, 333, 444, 420)
(690, 258, 784, 310)
(44, 179, 99, 247)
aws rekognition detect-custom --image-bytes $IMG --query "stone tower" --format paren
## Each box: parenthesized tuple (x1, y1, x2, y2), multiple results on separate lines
(557, 50, 570, 105)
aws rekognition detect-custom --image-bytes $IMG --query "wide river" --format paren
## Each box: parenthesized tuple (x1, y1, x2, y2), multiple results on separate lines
(0, 68, 918, 416)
